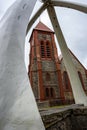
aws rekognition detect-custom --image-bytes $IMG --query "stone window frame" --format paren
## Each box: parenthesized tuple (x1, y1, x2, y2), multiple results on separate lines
(63, 71, 71, 90)
(46, 72, 51, 81)
(40, 40, 45, 58)
(46, 40, 51, 58)
(45, 87, 55, 99)
(40, 40, 52, 59)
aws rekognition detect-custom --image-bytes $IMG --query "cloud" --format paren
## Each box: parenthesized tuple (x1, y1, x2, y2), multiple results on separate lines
(53, 5, 87, 68)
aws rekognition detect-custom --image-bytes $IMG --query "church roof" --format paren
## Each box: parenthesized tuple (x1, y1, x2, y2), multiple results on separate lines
(59, 49, 87, 71)
(34, 21, 54, 33)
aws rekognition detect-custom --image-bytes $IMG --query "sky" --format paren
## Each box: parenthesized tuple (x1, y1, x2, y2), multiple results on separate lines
(0, 0, 87, 70)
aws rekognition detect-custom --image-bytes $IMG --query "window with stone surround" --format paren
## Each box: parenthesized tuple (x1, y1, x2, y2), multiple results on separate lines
(63, 71, 70, 90)
(45, 88, 49, 98)
(45, 87, 55, 98)
(46, 72, 51, 81)
(46, 41, 51, 58)
(40, 41, 45, 58)
(50, 88, 54, 97)
(40, 40, 51, 59)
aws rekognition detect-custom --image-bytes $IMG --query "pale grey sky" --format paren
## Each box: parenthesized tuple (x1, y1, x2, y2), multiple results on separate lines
(0, 0, 87, 70)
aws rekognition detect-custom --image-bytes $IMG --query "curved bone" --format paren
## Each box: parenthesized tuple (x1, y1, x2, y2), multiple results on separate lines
(47, 4, 87, 106)
(0, 0, 45, 130)
(27, 0, 87, 34)
(26, 4, 47, 34)
(52, 0, 87, 13)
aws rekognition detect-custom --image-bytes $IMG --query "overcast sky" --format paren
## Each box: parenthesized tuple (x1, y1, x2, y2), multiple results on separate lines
(0, 0, 87, 70)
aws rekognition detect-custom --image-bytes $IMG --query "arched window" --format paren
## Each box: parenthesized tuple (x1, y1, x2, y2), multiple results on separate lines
(63, 71, 70, 89)
(40, 40, 51, 59)
(46, 72, 51, 81)
(40, 41, 45, 58)
(78, 71, 85, 90)
(45, 88, 49, 98)
(45, 87, 55, 99)
(46, 41, 51, 58)
(50, 88, 54, 97)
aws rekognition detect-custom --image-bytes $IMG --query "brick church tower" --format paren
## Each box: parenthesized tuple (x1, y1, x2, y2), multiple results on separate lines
(28, 22, 64, 104)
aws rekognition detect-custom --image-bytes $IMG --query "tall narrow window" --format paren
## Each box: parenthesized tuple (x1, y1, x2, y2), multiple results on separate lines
(40, 40, 51, 59)
(46, 72, 51, 81)
(45, 87, 55, 99)
(63, 71, 69, 89)
(40, 41, 45, 58)
(45, 88, 49, 98)
(46, 41, 51, 58)
(50, 88, 54, 97)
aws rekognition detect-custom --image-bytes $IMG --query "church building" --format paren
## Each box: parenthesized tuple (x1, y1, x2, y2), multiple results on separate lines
(28, 21, 87, 107)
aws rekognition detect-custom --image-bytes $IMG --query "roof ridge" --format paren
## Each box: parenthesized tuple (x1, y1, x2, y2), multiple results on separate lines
(34, 21, 54, 33)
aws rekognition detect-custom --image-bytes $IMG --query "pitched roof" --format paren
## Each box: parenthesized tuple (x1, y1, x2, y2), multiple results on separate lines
(59, 49, 86, 71)
(34, 21, 54, 33)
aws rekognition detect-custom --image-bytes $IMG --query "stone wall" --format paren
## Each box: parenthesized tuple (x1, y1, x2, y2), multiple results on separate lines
(42, 72, 58, 85)
(32, 71, 39, 99)
(60, 51, 87, 102)
(60, 51, 87, 92)
(41, 60, 61, 98)
(42, 61, 56, 71)
(70, 52, 87, 91)
(40, 105, 87, 130)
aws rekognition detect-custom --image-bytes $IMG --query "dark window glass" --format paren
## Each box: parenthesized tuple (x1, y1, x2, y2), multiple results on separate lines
(46, 42, 51, 58)
(40, 40, 51, 58)
(40, 41, 45, 58)
(46, 73, 51, 81)
(63, 71, 69, 89)
(45, 88, 49, 97)
(50, 88, 54, 97)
